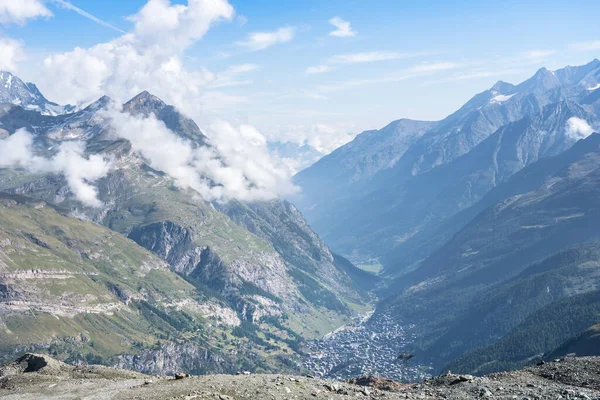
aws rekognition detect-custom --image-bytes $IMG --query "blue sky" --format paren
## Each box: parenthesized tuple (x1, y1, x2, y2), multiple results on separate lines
(2, 0, 600, 153)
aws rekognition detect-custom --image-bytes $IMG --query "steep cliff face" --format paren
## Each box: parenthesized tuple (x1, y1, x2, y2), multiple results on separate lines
(218, 199, 372, 308)
(114, 343, 234, 376)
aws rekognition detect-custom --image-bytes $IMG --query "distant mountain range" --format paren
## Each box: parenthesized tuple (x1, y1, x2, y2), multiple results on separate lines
(293, 59, 600, 374)
(0, 72, 75, 116)
(293, 59, 600, 268)
(268, 141, 324, 172)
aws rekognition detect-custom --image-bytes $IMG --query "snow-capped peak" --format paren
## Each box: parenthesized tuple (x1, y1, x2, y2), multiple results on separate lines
(0, 71, 75, 116)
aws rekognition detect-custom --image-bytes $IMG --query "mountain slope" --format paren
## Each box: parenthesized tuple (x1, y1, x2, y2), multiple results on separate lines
(446, 291, 600, 375)
(379, 132, 600, 371)
(380, 100, 599, 274)
(546, 323, 600, 359)
(0, 194, 250, 373)
(0, 78, 366, 371)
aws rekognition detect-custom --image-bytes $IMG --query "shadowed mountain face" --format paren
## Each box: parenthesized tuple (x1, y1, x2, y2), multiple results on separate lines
(380, 132, 600, 372)
(293, 60, 600, 267)
(546, 323, 600, 360)
(0, 80, 368, 373)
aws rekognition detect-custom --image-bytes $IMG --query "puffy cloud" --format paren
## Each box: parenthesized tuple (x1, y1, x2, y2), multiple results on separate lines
(0, 0, 52, 25)
(0, 37, 24, 71)
(102, 108, 297, 202)
(0, 129, 111, 207)
(26, 0, 298, 202)
(39, 0, 235, 106)
(328, 17, 355, 38)
(566, 117, 594, 140)
(236, 27, 295, 51)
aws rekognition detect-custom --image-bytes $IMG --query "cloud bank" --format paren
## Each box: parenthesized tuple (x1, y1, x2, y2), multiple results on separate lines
(103, 108, 297, 202)
(0, 129, 111, 207)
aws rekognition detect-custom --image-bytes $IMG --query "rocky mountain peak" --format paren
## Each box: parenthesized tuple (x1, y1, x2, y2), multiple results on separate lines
(0, 71, 74, 116)
(0, 71, 42, 104)
(84, 95, 112, 112)
(490, 80, 516, 93)
(123, 90, 168, 117)
(122, 91, 207, 145)
(554, 58, 600, 86)
(516, 66, 562, 93)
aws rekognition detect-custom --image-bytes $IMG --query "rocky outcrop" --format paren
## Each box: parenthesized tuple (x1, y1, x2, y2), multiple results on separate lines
(114, 342, 232, 376)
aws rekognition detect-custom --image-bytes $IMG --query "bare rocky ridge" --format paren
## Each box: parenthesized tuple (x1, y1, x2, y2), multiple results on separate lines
(1, 354, 600, 399)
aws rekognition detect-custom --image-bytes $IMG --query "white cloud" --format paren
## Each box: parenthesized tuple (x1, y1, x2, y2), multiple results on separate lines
(570, 40, 600, 52)
(0, 129, 111, 207)
(0, 37, 24, 71)
(306, 51, 429, 74)
(328, 17, 355, 38)
(306, 65, 331, 74)
(0, 0, 52, 25)
(208, 63, 259, 88)
(330, 51, 414, 65)
(424, 68, 527, 84)
(236, 27, 295, 51)
(39, 0, 235, 107)
(520, 49, 556, 59)
(313, 61, 460, 95)
(263, 123, 358, 154)
(103, 108, 297, 202)
(566, 117, 594, 140)
(236, 14, 247, 26)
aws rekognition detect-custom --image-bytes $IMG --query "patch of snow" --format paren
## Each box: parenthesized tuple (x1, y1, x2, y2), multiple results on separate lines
(491, 93, 516, 103)
(587, 83, 600, 91)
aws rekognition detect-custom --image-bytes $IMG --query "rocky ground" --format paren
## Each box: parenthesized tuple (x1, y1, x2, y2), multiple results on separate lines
(1, 354, 599, 399)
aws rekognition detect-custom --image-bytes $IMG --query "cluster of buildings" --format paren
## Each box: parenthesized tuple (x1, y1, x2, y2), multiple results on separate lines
(302, 312, 431, 382)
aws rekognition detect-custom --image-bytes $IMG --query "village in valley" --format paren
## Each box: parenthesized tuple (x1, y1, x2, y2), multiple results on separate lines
(302, 312, 432, 382)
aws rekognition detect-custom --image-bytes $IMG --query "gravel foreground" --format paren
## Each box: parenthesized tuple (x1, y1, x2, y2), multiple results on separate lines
(1, 354, 599, 399)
